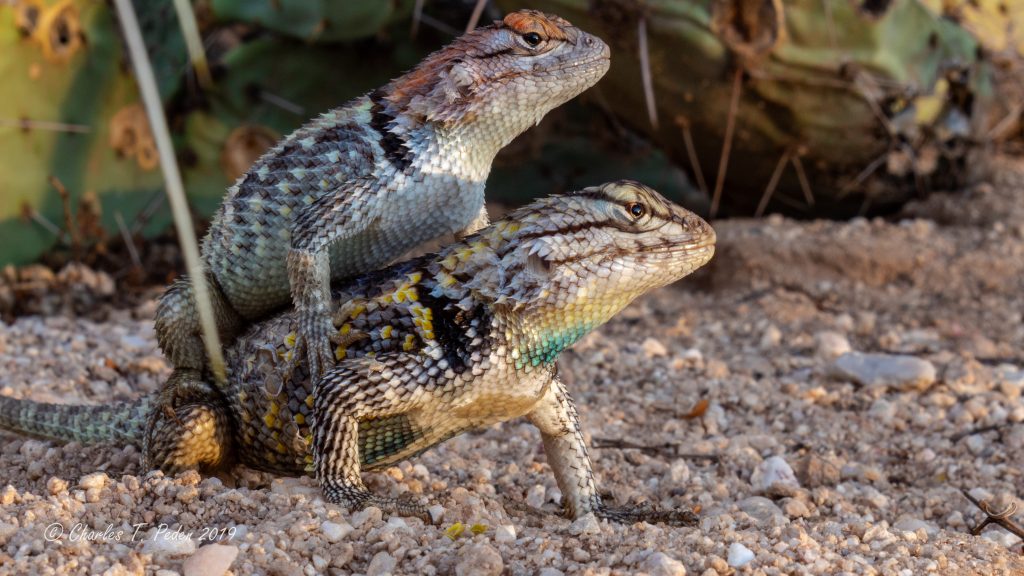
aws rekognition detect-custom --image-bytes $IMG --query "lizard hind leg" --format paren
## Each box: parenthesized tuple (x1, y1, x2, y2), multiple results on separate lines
(314, 413, 434, 524)
(155, 273, 244, 372)
(143, 375, 234, 474)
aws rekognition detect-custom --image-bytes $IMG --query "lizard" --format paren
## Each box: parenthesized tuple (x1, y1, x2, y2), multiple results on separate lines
(0, 181, 715, 525)
(154, 9, 612, 425)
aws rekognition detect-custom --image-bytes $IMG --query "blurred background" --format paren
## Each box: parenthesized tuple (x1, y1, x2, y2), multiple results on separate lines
(0, 0, 1022, 275)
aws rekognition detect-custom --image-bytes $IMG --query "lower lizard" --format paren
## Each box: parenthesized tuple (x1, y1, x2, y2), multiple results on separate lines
(0, 181, 715, 524)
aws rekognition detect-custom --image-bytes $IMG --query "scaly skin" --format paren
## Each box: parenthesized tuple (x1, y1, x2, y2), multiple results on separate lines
(1, 182, 714, 525)
(155, 9, 611, 398)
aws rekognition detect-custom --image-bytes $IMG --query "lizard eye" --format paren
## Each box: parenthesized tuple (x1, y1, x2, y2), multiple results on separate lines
(522, 32, 543, 47)
(626, 202, 646, 220)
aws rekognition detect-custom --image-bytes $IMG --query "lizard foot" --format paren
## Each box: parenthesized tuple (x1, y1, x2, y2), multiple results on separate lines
(323, 482, 437, 524)
(593, 503, 698, 527)
(292, 311, 336, 383)
(143, 368, 206, 442)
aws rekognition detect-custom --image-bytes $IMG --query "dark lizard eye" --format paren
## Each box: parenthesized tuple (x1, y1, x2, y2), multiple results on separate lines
(626, 202, 646, 219)
(522, 32, 542, 47)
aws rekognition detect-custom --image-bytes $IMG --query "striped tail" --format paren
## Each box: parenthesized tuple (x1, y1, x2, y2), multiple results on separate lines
(0, 394, 151, 447)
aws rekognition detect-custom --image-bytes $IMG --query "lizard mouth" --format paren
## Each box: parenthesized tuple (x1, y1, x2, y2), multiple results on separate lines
(550, 52, 611, 75)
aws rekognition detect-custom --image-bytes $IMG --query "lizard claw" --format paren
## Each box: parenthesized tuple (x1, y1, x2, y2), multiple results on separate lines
(593, 503, 698, 527)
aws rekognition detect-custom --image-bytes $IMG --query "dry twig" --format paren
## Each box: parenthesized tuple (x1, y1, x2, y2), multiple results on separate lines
(711, 68, 743, 217)
(592, 438, 720, 462)
(113, 0, 226, 382)
(962, 490, 1024, 546)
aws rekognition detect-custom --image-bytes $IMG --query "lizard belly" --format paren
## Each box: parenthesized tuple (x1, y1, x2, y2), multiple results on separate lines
(359, 362, 552, 471)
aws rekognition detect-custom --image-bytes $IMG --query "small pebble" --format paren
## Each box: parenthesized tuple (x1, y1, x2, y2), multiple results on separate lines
(642, 337, 668, 358)
(816, 331, 852, 359)
(526, 485, 546, 508)
(455, 543, 503, 576)
(568, 513, 601, 536)
(727, 543, 755, 568)
(752, 456, 800, 492)
(182, 544, 238, 576)
(831, 352, 936, 390)
(494, 524, 516, 544)
(142, 531, 196, 557)
(320, 520, 353, 543)
(366, 552, 397, 576)
(643, 552, 687, 576)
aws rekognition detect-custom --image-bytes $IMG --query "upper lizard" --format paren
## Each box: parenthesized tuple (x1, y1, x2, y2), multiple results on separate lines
(155, 9, 610, 406)
(1, 181, 714, 524)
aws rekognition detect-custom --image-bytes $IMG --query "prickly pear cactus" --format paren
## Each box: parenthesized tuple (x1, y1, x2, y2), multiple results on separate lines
(207, 0, 415, 43)
(500, 0, 995, 218)
(0, 0, 167, 265)
(0, 0, 423, 265)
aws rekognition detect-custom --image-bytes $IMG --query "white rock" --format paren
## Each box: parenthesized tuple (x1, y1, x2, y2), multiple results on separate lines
(862, 524, 893, 543)
(868, 399, 896, 425)
(760, 325, 782, 349)
(968, 487, 994, 502)
(455, 543, 503, 576)
(428, 504, 445, 524)
(386, 517, 409, 532)
(538, 569, 564, 576)
(983, 529, 1023, 548)
(526, 485, 547, 508)
(568, 512, 601, 536)
(643, 552, 687, 576)
(751, 456, 800, 492)
(965, 434, 986, 455)
(816, 331, 851, 359)
(494, 524, 517, 544)
(351, 506, 383, 528)
(269, 477, 320, 498)
(737, 497, 787, 526)
(0, 522, 16, 544)
(668, 460, 691, 485)
(320, 520, 353, 543)
(681, 348, 704, 364)
(182, 544, 238, 576)
(366, 551, 397, 576)
(642, 338, 668, 358)
(142, 530, 196, 557)
(831, 352, 936, 390)
(312, 554, 329, 572)
(79, 472, 108, 490)
(727, 543, 755, 567)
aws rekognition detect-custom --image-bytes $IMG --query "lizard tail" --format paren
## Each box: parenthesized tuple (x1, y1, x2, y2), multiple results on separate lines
(0, 394, 150, 447)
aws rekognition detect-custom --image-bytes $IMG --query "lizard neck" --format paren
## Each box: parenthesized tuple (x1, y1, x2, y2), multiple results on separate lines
(399, 110, 535, 184)
(498, 304, 601, 370)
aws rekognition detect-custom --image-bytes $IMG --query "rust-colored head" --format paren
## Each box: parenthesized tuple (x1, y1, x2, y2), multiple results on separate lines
(382, 10, 609, 129)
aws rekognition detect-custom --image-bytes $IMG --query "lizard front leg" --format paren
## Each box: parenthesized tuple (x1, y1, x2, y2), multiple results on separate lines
(286, 187, 382, 383)
(526, 378, 697, 526)
(286, 247, 335, 382)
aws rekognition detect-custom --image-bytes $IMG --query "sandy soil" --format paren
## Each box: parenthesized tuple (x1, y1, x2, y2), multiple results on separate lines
(1, 161, 1023, 575)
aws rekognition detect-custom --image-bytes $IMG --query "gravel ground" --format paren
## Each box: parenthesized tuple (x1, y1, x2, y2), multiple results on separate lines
(2, 161, 1024, 575)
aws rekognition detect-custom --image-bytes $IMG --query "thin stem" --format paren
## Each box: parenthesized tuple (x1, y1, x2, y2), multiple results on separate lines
(112, 0, 226, 383)
(711, 68, 743, 217)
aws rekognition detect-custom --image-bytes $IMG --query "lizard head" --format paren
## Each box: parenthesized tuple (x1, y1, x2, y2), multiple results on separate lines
(386, 10, 610, 132)
(430, 181, 715, 365)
